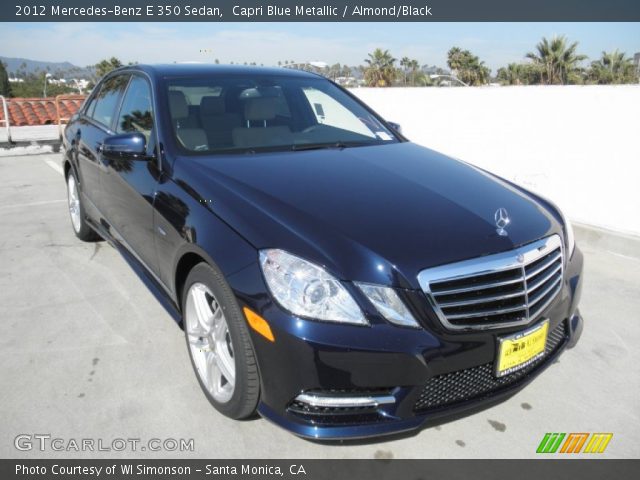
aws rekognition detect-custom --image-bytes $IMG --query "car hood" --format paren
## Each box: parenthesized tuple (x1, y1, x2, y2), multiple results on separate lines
(178, 142, 560, 289)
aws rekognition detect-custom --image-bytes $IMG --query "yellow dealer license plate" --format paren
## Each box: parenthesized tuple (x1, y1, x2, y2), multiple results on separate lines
(495, 320, 549, 377)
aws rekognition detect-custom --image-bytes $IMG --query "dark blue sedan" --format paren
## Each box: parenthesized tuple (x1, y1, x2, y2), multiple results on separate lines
(62, 64, 583, 439)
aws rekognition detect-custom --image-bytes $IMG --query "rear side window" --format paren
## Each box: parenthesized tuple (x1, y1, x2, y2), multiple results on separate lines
(90, 75, 129, 129)
(116, 76, 154, 142)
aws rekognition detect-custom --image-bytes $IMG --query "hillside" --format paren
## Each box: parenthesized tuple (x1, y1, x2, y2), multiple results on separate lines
(0, 56, 94, 79)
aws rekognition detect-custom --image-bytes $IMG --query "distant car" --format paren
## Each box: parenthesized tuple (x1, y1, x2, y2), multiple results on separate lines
(62, 64, 583, 439)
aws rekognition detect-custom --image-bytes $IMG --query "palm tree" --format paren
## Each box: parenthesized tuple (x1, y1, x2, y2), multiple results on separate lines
(94, 57, 124, 79)
(447, 47, 464, 73)
(400, 56, 410, 85)
(363, 49, 397, 87)
(408, 59, 420, 86)
(497, 63, 521, 85)
(446, 47, 490, 86)
(526, 36, 587, 85)
(589, 50, 637, 84)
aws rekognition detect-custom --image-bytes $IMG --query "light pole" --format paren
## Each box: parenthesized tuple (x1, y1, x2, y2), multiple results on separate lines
(43, 73, 53, 97)
(430, 74, 469, 87)
(72, 78, 82, 94)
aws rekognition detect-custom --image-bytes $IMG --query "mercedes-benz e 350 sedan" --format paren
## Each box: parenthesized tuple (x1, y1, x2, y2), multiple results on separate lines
(62, 65, 583, 439)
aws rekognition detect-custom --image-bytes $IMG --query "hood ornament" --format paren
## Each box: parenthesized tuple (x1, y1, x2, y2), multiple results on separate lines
(494, 208, 510, 236)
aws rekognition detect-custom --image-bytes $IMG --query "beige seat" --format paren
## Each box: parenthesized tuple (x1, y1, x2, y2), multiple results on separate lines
(200, 96, 241, 148)
(232, 97, 293, 148)
(168, 91, 208, 151)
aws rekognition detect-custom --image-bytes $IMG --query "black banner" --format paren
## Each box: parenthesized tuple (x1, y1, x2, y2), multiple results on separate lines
(4, 0, 640, 22)
(2, 459, 639, 480)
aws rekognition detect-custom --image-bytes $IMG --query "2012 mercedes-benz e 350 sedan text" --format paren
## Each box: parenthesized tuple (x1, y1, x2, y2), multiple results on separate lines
(62, 65, 583, 439)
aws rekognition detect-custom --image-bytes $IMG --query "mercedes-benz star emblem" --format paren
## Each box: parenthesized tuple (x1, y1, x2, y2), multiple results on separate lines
(494, 208, 510, 236)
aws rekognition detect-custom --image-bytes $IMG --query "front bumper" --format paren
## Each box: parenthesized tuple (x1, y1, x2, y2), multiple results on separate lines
(227, 246, 584, 440)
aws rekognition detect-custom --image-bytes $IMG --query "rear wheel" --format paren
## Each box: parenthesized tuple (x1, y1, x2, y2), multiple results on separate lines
(66, 170, 99, 242)
(182, 262, 260, 419)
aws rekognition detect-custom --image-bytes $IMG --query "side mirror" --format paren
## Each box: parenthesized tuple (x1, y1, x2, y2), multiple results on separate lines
(387, 121, 402, 134)
(101, 132, 148, 160)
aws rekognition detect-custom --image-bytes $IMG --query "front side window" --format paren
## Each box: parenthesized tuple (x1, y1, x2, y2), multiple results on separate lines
(163, 75, 399, 154)
(116, 76, 154, 142)
(91, 75, 130, 129)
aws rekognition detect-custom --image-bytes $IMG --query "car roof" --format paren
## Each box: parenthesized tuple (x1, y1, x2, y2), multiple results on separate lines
(120, 63, 322, 79)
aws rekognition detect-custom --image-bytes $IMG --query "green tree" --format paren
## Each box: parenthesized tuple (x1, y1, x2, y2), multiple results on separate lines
(526, 36, 587, 85)
(496, 63, 522, 85)
(9, 73, 75, 98)
(0, 61, 11, 96)
(363, 48, 397, 87)
(496, 62, 545, 85)
(588, 50, 637, 84)
(334, 63, 345, 80)
(446, 47, 490, 86)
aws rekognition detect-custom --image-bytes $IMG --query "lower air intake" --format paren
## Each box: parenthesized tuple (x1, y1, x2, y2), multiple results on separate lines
(414, 320, 567, 412)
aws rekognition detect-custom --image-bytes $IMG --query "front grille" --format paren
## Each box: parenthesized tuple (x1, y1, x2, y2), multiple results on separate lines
(414, 320, 567, 412)
(417, 235, 563, 330)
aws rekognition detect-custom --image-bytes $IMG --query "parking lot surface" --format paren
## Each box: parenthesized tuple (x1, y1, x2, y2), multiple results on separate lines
(1, 153, 639, 458)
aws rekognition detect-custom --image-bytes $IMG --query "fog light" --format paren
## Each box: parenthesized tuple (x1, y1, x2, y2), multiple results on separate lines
(294, 392, 395, 408)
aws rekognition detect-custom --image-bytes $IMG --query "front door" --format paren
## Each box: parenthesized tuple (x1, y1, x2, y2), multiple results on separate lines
(100, 74, 160, 276)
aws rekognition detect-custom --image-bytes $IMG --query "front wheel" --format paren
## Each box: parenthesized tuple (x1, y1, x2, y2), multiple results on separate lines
(66, 171, 99, 242)
(182, 262, 260, 419)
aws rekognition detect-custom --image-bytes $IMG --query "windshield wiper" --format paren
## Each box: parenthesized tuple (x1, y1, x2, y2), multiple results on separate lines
(291, 142, 353, 151)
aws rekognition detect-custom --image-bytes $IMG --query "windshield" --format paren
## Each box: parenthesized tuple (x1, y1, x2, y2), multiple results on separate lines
(163, 74, 399, 154)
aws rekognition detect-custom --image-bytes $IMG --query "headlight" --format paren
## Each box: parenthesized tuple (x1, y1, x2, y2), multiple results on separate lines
(259, 249, 366, 325)
(559, 208, 576, 258)
(355, 282, 420, 328)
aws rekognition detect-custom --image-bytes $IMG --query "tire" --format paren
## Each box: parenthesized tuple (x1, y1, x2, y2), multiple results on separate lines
(66, 169, 100, 242)
(182, 262, 260, 419)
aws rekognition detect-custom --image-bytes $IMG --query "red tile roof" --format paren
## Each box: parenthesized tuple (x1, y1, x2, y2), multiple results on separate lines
(0, 96, 86, 127)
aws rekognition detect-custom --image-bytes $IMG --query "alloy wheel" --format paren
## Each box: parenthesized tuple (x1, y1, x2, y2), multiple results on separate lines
(67, 174, 81, 233)
(185, 283, 236, 403)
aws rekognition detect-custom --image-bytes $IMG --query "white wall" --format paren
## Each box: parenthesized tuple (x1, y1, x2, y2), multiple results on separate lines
(352, 86, 640, 237)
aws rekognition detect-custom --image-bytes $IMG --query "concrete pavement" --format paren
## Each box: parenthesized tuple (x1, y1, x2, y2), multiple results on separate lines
(1, 153, 638, 459)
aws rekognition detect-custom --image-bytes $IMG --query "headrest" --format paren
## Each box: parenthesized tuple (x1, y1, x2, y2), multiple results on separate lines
(168, 90, 188, 119)
(244, 97, 278, 122)
(200, 96, 225, 116)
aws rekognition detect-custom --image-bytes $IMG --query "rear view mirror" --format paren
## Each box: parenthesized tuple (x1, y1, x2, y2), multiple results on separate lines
(101, 132, 147, 160)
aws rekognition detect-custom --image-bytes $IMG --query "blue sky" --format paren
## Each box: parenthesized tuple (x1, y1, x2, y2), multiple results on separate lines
(1, 22, 638, 71)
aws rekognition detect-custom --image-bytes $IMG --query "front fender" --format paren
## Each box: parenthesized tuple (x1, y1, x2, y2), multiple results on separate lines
(152, 178, 257, 303)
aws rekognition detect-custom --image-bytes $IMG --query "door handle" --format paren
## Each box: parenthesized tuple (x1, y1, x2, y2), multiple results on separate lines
(96, 143, 103, 154)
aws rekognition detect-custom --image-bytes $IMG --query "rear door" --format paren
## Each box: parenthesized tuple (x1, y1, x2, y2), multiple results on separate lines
(74, 74, 129, 218)
(100, 74, 160, 275)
